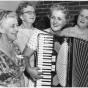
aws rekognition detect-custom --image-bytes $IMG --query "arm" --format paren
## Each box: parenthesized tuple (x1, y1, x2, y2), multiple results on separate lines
(23, 30, 43, 80)
(23, 45, 34, 68)
(23, 46, 42, 81)
(22, 30, 37, 69)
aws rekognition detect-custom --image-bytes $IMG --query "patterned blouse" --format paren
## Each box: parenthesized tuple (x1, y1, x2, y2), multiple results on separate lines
(27, 29, 46, 50)
(0, 44, 25, 87)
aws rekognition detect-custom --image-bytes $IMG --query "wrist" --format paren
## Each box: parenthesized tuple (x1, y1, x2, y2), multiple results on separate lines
(26, 66, 32, 73)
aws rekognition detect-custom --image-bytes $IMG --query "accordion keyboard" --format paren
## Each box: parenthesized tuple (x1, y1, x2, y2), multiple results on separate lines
(36, 33, 54, 87)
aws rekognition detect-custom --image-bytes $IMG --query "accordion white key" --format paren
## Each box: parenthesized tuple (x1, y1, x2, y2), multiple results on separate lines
(35, 33, 54, 87)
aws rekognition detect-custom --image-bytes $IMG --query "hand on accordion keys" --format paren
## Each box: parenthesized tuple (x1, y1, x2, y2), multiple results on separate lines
(27, 66, 42, 81)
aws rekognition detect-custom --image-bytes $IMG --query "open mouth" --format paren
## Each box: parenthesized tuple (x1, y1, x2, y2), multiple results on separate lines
(30, 18, 34, 20)
(80, 21, 85, 23)
(53, 23, 60, 27)
(12, 33, 18, 36)
(53, 24, 59, 27)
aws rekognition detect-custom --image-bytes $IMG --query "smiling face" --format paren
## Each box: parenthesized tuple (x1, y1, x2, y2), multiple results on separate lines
(50, 9, 66, 32)
(77, 9, 88, 29)
(21, 5, 36, 24)
(1, 17, 19, 41)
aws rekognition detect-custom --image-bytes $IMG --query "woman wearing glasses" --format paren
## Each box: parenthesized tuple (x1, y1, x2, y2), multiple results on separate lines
(15, 1, 36, 53)
(15, 1, 38, 87)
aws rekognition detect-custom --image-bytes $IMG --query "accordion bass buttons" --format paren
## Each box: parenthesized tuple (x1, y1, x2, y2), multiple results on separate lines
(51, 55, 56, 71)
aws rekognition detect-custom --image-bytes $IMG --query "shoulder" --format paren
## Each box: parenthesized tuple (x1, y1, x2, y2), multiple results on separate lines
(44, 28, 51, 32)
(27, 29, 43, 43)
(33, 28, 41, 33)
(32, 29, 46, 37)
(62, 27, 72, 32)
(61, 27, 73, 36)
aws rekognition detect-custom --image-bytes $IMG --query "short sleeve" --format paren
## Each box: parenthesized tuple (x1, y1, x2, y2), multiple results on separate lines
(27, 30, 41, 50)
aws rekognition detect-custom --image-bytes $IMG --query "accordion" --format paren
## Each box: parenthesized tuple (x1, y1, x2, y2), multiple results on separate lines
(34, 33, 88, 87)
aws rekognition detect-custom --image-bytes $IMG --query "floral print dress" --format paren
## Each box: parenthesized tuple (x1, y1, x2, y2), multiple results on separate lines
(0, 44, 25, 87)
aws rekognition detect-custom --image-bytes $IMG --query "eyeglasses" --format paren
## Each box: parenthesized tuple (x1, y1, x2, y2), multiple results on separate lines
(23, 11, 35, 15)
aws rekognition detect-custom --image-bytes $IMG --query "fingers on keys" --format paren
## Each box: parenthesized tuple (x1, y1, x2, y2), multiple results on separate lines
(35, 67, 43, 80)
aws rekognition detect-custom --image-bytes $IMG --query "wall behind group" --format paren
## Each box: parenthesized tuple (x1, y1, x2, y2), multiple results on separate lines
(0, 1, 88, 27)
(0, 1, 39, 11)
(0, 1, 22, 11)
(36, 1, 88, 26)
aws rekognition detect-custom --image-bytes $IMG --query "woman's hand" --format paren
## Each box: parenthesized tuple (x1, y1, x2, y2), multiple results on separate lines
(26, 67, 42, 81)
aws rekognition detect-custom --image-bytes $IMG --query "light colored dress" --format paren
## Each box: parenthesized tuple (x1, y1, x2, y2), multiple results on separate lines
(61, 25, 88, 40)
(0, 44, 25, 87)
(15, 25, 36, 52)
(15, 25, 38, 86)
(27, 29, 46, 50)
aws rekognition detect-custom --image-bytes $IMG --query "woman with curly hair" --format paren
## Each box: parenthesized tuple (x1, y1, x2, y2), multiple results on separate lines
(0, 10, 25, 87)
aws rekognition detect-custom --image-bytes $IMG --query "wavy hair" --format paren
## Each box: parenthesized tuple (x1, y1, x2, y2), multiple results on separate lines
(0, 10, 18, 25)
(49, 4, 70, 24)
(16, 1, 35, 16)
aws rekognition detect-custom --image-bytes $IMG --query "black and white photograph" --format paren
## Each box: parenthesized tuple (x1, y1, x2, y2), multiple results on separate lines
(0, 0, 87, 87)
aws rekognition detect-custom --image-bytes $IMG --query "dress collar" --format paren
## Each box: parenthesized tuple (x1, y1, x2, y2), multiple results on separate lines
(20, 24, 34, 30)
(75, 25, 88, 34)
(50, 28, 61, 36)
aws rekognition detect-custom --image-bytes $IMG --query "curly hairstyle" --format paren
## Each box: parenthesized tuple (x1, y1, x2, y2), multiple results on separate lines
(0, 10, 18, 25)
(49, 4, 70, 24)
(16, 1, 35, 16)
